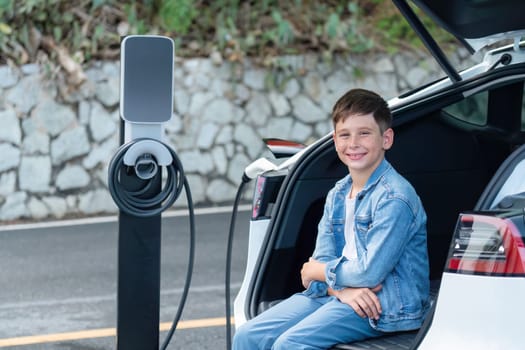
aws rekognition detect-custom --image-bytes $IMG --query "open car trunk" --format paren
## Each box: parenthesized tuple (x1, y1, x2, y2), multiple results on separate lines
(246, 65, 525, 349)
(410, 0, 525, 52)
(238, 0, 525, 348)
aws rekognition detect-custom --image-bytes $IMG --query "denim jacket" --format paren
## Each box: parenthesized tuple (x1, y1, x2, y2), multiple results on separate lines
(304, 159, 430, 332)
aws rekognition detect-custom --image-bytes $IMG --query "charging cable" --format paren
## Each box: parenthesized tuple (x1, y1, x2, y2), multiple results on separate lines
(225, 175, 250, 350)
(108, 137, 195, 350)
(161, 175, 195, 350)
(108, 138, 185, 218)
(225, 158, 278, 350)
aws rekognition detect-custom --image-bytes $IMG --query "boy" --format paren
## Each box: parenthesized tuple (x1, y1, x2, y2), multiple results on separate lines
(233, 88, 430, 349)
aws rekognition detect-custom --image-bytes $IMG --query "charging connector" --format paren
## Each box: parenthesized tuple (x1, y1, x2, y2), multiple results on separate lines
(134, 154, 158, 180)
(108, 138, 184, 217)
(243, 157, 277, 181)
(225, 157, 276, 350)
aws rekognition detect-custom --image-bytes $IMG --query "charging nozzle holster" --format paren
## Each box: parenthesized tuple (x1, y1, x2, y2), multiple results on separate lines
(108, 138, 184, 218)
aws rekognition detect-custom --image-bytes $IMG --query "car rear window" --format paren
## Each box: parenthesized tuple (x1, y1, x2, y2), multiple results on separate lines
(443, 91, 488, 126)
(444, 82, 525, 131)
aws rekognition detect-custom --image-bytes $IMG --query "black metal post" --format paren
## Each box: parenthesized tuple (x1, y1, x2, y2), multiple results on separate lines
(116, 164, 162, 350)
(115, 35, 174, 349)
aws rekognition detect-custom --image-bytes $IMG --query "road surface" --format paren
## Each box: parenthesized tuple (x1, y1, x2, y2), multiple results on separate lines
(0, 206, 251, 349)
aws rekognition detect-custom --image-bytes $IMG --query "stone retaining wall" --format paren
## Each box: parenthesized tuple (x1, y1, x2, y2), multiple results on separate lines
(0, 50, 473, 221)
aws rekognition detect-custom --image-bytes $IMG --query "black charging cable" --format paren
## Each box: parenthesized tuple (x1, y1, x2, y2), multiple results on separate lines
(108, 138, 195, 350)
(108, 138, 185, 218)
(225, 174, 251, 350)
(160, 175, 195, 350)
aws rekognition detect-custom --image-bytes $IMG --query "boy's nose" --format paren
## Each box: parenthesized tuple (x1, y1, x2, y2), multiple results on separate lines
(348, 136, 359, 147)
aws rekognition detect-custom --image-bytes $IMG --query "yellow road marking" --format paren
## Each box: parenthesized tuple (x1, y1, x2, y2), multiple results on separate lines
(0, 317, 234, 347)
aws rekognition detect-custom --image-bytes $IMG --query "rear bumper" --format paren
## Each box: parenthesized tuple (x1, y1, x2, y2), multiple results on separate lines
(418, 272, 525, 350)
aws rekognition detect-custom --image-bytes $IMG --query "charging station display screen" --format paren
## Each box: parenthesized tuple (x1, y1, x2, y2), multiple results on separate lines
(121, 36, 174, 123)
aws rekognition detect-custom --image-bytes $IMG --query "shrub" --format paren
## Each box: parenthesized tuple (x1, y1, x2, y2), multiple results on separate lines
(0, 0, 456, 82)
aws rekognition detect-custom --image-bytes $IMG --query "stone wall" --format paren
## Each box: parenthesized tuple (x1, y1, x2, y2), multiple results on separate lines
(0, 50, 473, 222)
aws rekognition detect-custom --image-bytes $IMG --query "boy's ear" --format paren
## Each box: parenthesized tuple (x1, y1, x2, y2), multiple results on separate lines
(382, 128, 394, 150)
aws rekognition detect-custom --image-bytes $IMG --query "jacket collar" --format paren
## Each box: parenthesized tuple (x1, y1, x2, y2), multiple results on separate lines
(335, 158, 392, 194)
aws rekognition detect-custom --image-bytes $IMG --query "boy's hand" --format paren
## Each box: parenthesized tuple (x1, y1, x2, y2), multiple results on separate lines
(330, 285, 382, 320)
(301, 257, 326, 288)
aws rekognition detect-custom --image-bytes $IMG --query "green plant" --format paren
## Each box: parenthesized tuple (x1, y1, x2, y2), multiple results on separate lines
(345, 2, 374, 53)
(270, 10, 294, 46)
(0, 0, 459, 80)
(372, 0, 457, 53)
(159, 0, 197, 35)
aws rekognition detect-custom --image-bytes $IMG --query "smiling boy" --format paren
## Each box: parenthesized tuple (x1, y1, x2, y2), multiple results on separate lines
(233, 88, 430, 350)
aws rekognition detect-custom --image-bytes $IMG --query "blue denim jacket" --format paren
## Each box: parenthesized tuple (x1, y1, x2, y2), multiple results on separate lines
(304, 159, 430, 332)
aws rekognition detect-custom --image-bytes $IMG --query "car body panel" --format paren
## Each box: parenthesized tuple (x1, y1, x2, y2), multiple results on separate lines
(418, 273, 525, 350)
(233, 219, 270, 327)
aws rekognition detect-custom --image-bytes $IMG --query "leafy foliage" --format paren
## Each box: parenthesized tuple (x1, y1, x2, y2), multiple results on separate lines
(0, 0, 457, 70)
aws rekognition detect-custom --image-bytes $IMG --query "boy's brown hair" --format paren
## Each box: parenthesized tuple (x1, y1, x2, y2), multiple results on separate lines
(332, 89, 392, 132)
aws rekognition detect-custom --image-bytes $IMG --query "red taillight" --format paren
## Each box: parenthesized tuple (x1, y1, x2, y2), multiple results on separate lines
(447, 213, 525, 276)
(252, 175, 267, 219)
(251, 173, 285, 220)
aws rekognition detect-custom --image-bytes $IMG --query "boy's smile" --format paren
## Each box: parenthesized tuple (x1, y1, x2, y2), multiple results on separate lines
(333, 112, 393, 181)
(347, 152, 366, 161)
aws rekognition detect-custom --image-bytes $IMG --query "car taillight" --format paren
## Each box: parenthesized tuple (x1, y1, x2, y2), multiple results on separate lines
(446, 213, 525, 276)
(251, 173, 285, 220)
(252, 175, 267, 219)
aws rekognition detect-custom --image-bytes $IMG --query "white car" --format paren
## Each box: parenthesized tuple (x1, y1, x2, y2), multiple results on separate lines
(234, 0, 525, 349)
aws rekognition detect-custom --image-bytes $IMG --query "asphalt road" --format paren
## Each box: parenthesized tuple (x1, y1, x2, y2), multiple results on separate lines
(0, 206, 251, 350)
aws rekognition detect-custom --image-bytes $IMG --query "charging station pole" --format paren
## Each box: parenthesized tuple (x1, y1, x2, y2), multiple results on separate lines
(111, 35, 175, 350)
(116, 174, 162, 349)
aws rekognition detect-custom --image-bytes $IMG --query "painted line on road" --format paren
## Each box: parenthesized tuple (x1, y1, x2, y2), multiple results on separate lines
(0, 204, 251, 232)
(0, 282, 241, 310)
(0, 317, 234, 347)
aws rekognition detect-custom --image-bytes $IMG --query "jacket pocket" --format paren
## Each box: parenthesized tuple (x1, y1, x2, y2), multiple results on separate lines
(354, 215, 372, 241)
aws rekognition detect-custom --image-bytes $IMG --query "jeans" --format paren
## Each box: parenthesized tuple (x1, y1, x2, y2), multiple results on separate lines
(232, 293, 384, 350)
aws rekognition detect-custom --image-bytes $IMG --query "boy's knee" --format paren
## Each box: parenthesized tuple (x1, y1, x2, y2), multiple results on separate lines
(232, 323, 258, 349)
(272, 334, 303, 350)
(232, 325, 248, 346)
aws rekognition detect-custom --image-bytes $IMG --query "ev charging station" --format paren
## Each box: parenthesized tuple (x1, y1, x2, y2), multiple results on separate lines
(108, 35, 193, 350)
(108, 34, 278, 350)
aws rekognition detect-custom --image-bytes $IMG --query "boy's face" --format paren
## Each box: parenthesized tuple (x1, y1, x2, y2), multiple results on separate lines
(333, 112, 393, 179)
